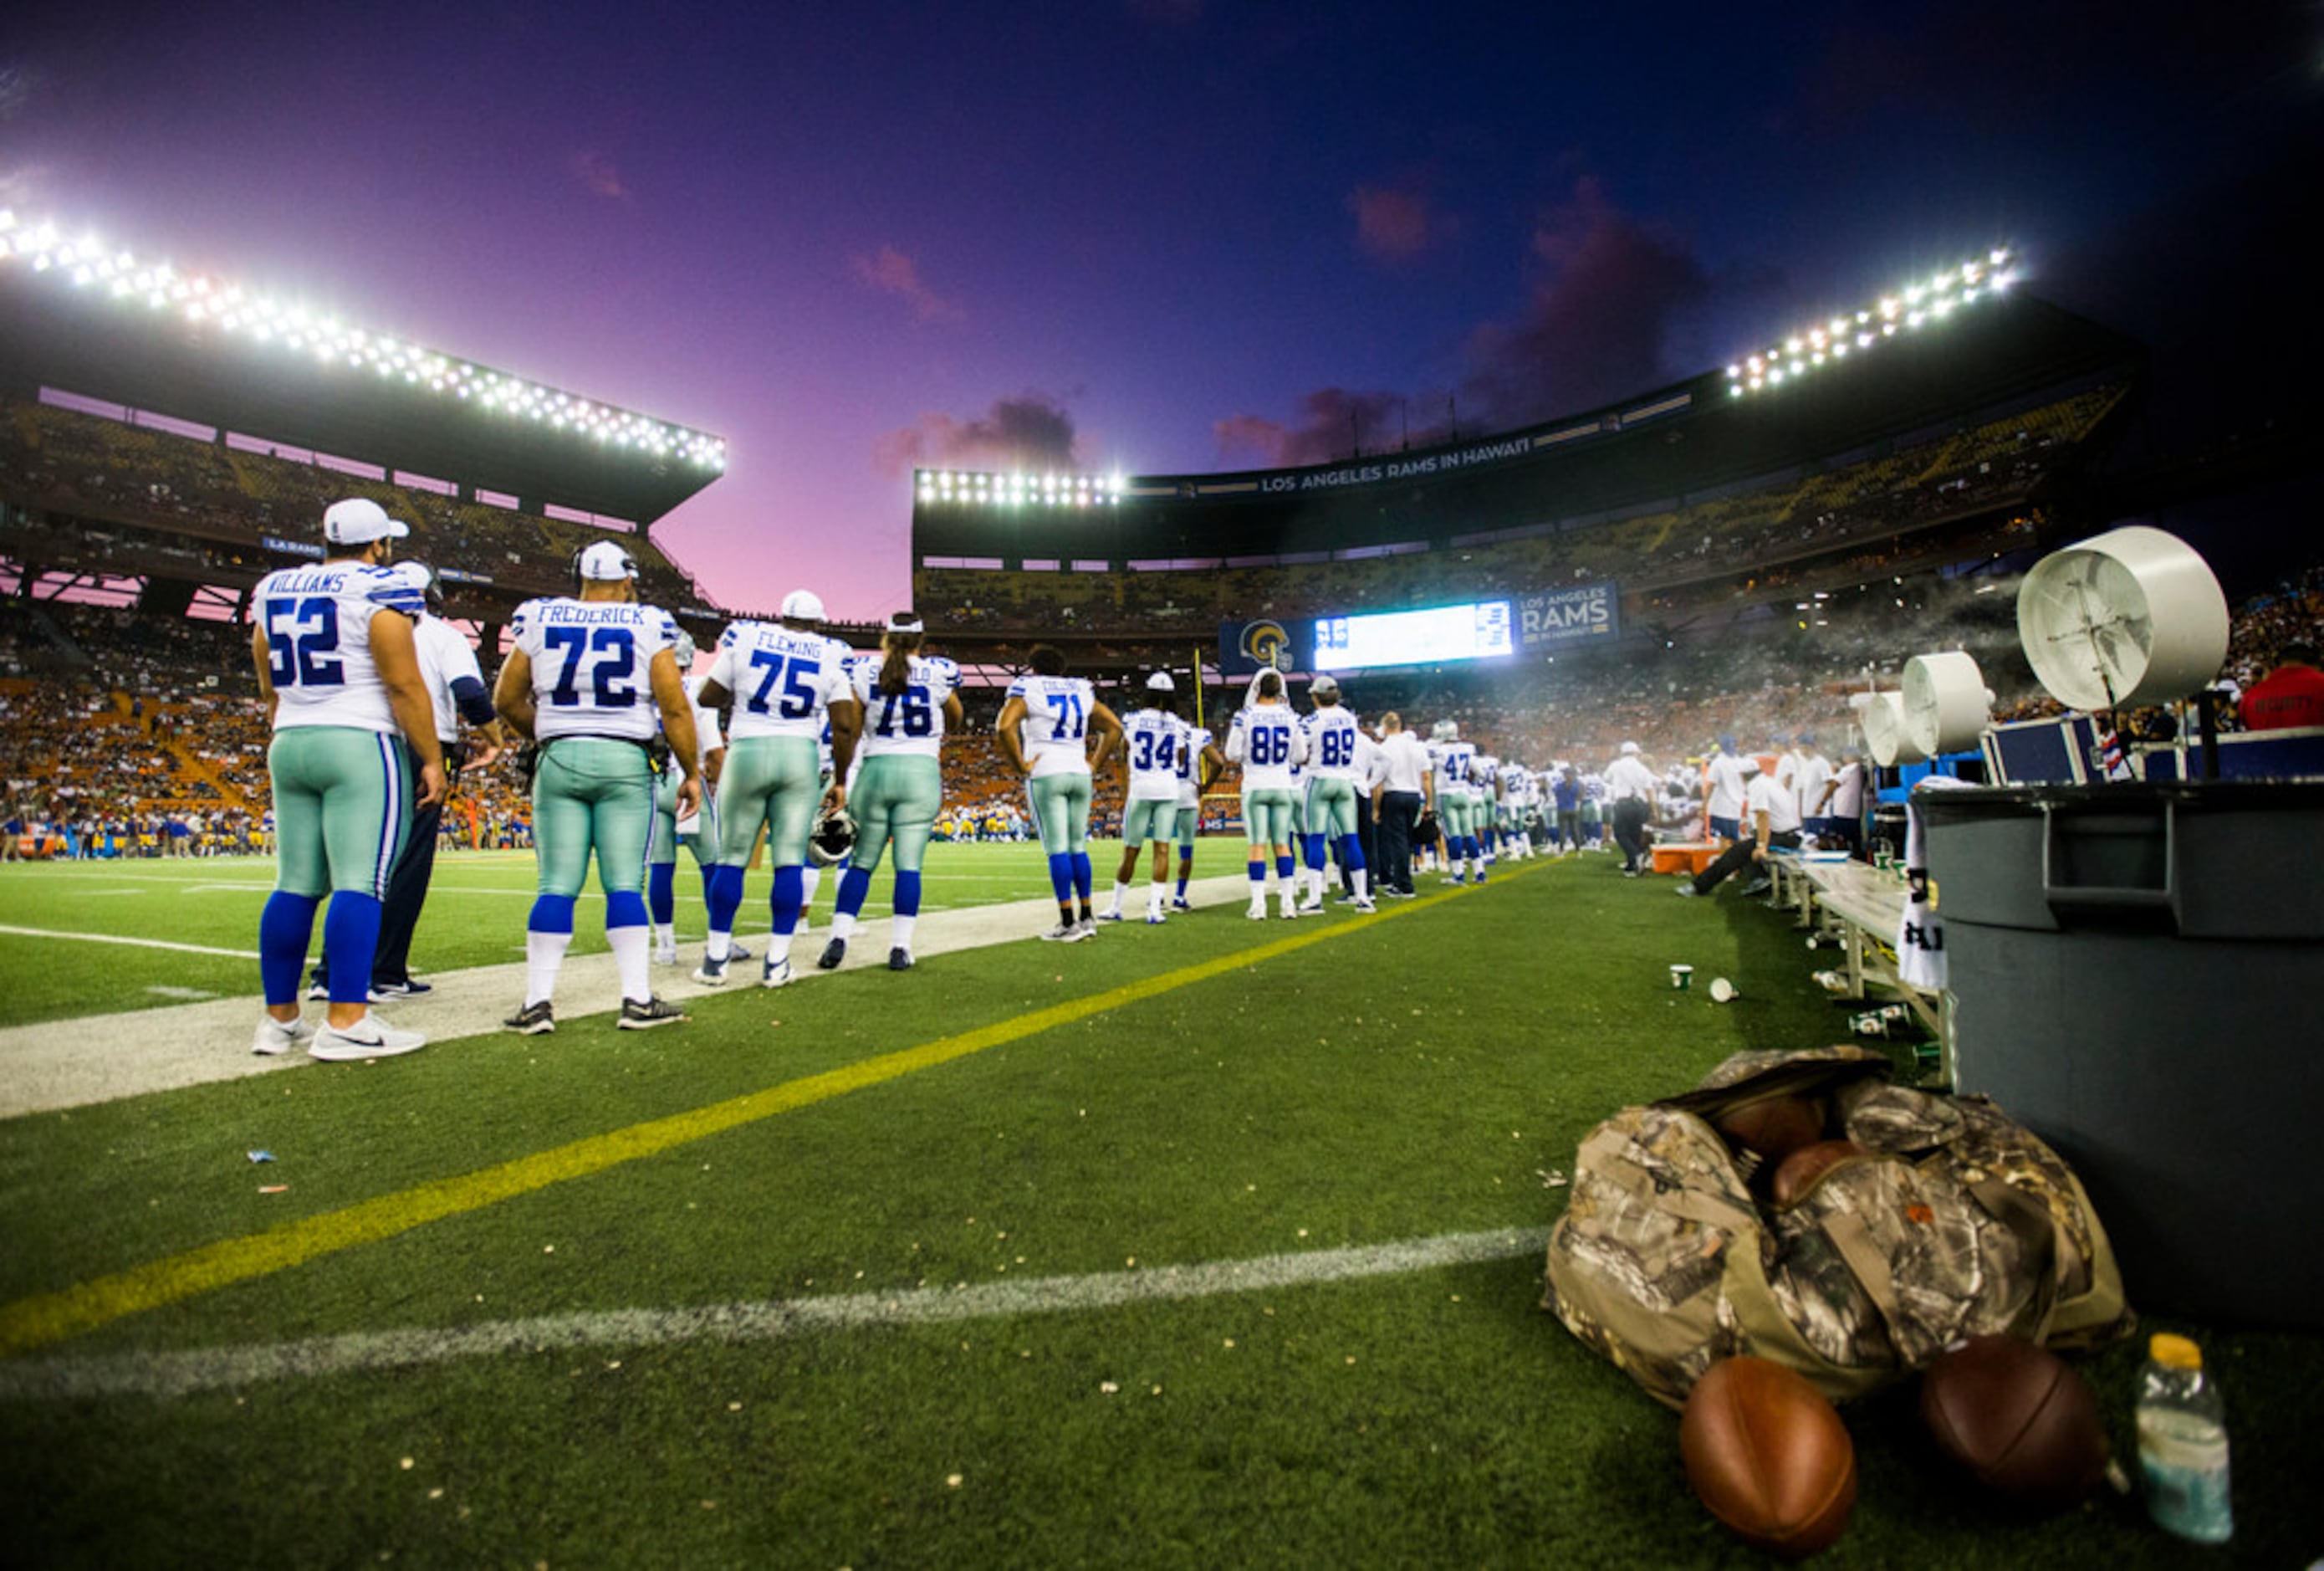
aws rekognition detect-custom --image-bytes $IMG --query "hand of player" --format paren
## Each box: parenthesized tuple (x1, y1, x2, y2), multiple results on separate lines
(677, 776, 703, 820)
(1750, 845, 1767, 863)
(416, 761, 448, 811)
(467, 741, 503, 773)
(822, 781, 847, 812)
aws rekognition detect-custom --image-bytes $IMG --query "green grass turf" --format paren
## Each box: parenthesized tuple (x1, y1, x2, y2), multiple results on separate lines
(0, 842, 1062, 1027)
(2, 851, 2316, 1567)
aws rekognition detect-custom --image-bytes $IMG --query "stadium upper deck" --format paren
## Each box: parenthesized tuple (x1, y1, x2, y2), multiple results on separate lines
(912, 284, 2142, 578)
(0, 210, 723, 530)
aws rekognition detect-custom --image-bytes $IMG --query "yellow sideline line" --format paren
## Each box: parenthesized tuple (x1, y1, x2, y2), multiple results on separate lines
(0, 863, 1541, 1359)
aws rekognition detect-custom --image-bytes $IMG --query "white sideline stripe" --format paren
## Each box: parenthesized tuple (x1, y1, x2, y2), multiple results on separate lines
(0, 1227, 1551, 1401)
(0, 924, 262, 959)
(0, 873, 1263, 1118)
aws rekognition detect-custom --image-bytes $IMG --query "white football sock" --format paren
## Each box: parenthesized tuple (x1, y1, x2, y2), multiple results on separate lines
(525, 929, 574, 1007)
(609, 925, 650, 1003)
(891, 913, 917, 952)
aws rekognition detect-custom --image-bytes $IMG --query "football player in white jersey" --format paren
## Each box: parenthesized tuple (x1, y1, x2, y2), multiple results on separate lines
(1225, 668, 1310, 919)
(648, 629, 731, 965)
(248, 497, 447, 1061)
(998, 645, 1123, 941)
(1431, 721, 1482, 883)
(1103, 672, 1186, 924)
(1470, 749, 1502, 870)
(494, 541, 702, 1031)
(818, 612, 963, 971)
(1296, 676, 1373, 912)
(692, 590, 861, 987)
(1171, 707, 1225, 911)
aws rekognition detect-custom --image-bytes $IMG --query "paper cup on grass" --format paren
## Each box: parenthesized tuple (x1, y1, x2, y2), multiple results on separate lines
(1709, 977, 1736, 1003)
(1670, 964, 1693, 990)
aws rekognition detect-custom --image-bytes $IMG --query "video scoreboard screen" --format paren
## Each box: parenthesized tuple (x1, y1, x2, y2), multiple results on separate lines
(1311, 601, 1514, 673)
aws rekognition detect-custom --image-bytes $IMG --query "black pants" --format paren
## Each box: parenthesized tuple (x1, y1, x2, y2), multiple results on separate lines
(1689, 828, 1801, 894)
(1611, 797, 1651, 871)
(1377, 791, 1421, 893)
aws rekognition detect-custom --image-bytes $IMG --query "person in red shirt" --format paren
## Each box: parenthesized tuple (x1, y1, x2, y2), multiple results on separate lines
(2239, 642, 2324, 731)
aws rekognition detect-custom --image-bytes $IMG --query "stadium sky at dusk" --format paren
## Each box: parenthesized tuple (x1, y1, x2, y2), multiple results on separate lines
(3, 3, 2313, 618)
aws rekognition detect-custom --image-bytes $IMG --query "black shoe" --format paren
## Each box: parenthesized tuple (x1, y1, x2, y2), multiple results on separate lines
(503, 1000, 555, 1035)
(818, 938, 847, 970)
(618, 995, 687, 1030)
(888, 948, 914, 971)
(372, 979, 432, 997)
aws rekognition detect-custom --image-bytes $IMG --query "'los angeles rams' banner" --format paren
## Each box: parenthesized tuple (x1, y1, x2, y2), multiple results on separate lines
(1218, 619, 1300, 676)
(1517, 582, 1620, 647)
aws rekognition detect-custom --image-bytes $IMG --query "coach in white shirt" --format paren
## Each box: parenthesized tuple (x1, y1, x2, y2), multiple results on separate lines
(1678, 758, 1800, 898)
(1603, 740, 1659, 876)
(1371, 712, 1434, 898)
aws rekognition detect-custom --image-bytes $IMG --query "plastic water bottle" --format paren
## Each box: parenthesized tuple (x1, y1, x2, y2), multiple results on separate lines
(2137, 1333, 2234, 1545)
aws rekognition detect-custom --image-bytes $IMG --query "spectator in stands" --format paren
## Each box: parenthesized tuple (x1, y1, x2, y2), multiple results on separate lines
(2239, 641, 2324, 732)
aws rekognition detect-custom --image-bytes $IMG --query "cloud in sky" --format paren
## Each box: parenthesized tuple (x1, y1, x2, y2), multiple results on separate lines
(1348, 184, 1438, 265)
(570, 151, 629, 200)
(876, 393, 1080, 477)
(1458, 177, 1709, 430)
(1215, 387, 1449, 469)
(851, 243, 964, 325)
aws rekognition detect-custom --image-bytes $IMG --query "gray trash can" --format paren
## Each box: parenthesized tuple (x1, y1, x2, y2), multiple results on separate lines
(1921, 781, 2324, 1328)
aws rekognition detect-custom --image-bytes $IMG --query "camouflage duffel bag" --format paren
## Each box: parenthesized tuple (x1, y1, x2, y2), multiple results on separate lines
(1541, 1044, 2132, 1410)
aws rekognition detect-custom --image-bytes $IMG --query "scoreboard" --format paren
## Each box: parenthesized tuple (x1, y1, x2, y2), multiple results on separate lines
(1310, 601, 1514, 673)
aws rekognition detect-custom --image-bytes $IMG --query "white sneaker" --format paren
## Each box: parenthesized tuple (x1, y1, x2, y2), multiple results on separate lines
(1297, 896, 1324, 913)
(1097, 909, 1126, 923)
(654, 947, 680, 966)
(252, 1014, 314, 1057)
(1246, 904, 1268, 921)
(1352, 897, 1378, 913)
(309, 1012, 426, 1061)
(762, 957, 793, 989)
(1145, 909, 1167, 924)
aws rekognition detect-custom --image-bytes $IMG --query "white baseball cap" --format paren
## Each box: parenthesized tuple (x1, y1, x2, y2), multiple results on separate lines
(577, 541, 637, 581)
(323, 498, 409, 545)
(886, 610, 924, 633)
(1621, 740, 1641, 755)
(780, 589, 826, 622)
(1146, 672, 1177, 693)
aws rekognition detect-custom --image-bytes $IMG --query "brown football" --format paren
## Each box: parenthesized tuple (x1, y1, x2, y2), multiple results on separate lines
(1770, 1139, 1870, 1206)
(1681, 1356, 1857, 1559)
(1920, 1335, 2110, 1509)
(1715, 1094, 1827, 1164)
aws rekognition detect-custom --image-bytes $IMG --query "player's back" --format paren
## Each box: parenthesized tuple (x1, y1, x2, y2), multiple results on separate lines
(511, 596, 676, 742)
(1231, 704, 1304, 790)
(713, 622, 850, 739)
(253, 562, 424, 733)
(1303, 708, 1363, 780)
(1121, 709, 1182, 799)
(1010, 673, 1095, 773)
(854, 654, 959, 756)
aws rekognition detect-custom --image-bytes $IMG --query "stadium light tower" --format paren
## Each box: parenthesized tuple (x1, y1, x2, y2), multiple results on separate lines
(1726, 247, 2018, 398)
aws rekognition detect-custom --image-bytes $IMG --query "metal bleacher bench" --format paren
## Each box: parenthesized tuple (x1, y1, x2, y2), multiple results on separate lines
(1766, 849, 1951, 1079)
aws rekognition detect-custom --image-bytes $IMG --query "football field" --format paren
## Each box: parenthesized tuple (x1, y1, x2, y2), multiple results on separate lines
(0, 845, 2315, 1567)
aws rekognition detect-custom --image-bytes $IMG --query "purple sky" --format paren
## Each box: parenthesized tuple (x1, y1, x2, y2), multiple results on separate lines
(4, 3, 2314, 617)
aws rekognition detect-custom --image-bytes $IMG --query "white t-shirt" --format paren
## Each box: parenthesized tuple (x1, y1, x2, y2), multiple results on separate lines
(706, 622, 854, 741)
(1174, 724, 1214, 808)
(1705, 753, 1754, 818)
(1829, 760, 1867, 818)
(1227, 702, 1307, 791)
(251, 562, 424, 734)
(1121, 709, 1184, 803)
(1605, 755, 1658, 803)
(1009, 673, 1097, 777)
(851, 653, 961, 759)
(1300, 707, 1364, 782)
(1746, 770, 1804, 837)
(413, 612, 484, 745)
(1799, 751, 1834, 817)
(509, 597, 679, 743)
(1377, 732, 1430, 795)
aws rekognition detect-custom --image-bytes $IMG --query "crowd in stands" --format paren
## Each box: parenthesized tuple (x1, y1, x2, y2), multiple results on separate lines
(2, 396, 704, 611)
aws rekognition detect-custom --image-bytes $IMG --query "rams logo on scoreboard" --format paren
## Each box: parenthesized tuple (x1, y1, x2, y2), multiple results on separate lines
(1240, 620, 1293, 672)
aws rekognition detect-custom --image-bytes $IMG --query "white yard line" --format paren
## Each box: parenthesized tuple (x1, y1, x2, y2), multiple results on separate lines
(0, 924, 263, 959)
(0, 876, 1261, 1119)
(0, 1226, 1551, 1401)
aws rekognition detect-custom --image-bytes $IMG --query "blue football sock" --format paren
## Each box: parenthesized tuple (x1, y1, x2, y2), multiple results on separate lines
(1070, 852, 1093, 903)
(836, 865, 875, 919)
(894, 869, 922, 918)
(647, 861, 676, 926)
(323, 892, 382, 1006)
(528, 894, 578, 935)
(258, 891, 321, 1006)
(1275, 854, 1295, 883)
(1303, 832, 1325, 872)
(705, 863, 745, 934)
(1046, 852, 1074, 904)
(605, 890, 648, 930)
(769, 864, 806, 937)
(1339, 832, 1367, 871)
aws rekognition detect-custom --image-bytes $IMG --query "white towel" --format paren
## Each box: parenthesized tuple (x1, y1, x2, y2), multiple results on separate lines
(1896, 775, 1977, 990)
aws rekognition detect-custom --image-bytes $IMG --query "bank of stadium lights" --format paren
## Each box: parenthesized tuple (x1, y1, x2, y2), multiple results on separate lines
(1725, 248, 2018, 398)
(0, 208, 725, 471)
(915, 468, 1125, 507)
